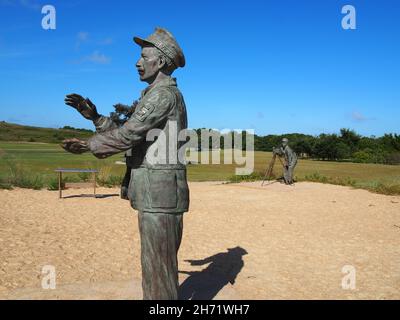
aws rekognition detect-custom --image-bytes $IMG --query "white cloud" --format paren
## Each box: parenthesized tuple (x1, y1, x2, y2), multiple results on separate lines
(351, 111, 367, 122)
(77, 31, 89, 42)
(20, 0, 40, 10)
(84, 51, 111, 64)
(75, 33, 114, 51)
(75, 31, 89, 50)
(0, 0, 40, 10)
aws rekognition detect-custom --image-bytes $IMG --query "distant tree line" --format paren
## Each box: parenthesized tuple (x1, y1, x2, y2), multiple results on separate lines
(1, 121, 399, 165)
(193, 128, 400, 165)
(256, 129, 400, 164)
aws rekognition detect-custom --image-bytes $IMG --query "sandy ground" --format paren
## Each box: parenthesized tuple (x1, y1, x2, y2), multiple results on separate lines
(0, 181, 399, 300)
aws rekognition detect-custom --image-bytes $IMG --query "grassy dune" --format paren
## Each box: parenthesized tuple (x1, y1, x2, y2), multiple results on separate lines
(0, 121, 92, 143)
(0, 142, 399, 194)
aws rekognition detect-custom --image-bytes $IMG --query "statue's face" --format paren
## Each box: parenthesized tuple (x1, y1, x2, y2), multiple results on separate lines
(136, 46, 161, 82)
(282, 139, 288, 147)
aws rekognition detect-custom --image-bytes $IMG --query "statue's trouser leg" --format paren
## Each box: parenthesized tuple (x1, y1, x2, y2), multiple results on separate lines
(283, 167, 290, 184)
(138, 211, 183, 300)
(288, 165, 295, 184)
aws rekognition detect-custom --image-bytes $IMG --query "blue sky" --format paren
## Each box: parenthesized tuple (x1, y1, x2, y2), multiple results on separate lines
(0, 0, 399, 136)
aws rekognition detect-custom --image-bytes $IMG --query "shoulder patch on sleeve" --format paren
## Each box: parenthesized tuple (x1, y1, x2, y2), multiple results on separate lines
(133, 103, 155, 122)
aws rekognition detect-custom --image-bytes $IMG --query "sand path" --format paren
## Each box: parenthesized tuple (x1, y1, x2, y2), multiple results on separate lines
(0, 182, 399, 299)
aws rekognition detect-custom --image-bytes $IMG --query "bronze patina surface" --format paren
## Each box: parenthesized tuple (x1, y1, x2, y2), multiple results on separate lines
(62, 27, 189, 300)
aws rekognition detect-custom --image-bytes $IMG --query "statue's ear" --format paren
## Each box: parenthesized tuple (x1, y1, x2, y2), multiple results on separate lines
(158, 55, 167, 70)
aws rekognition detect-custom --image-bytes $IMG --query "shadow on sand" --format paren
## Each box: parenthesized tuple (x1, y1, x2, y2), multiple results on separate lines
(179, 246, 248, 300)
(62, 194, 120, 199)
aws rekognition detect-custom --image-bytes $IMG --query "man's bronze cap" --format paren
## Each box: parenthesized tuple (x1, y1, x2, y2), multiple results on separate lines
(134, 27, 185, 68)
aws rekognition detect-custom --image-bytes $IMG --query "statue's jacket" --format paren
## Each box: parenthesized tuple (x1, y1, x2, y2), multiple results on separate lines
(88, 77, 189, 214)
(283, 145, 298, 167)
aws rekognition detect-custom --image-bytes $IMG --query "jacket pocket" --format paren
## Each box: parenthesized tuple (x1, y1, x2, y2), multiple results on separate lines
(148, 169, 177, 209)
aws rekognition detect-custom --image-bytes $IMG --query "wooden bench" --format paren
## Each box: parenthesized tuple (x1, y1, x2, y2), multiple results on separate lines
(54, 169, 98, 199)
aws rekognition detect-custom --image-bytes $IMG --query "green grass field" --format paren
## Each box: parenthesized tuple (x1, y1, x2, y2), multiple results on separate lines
(0, 142, 400, 194)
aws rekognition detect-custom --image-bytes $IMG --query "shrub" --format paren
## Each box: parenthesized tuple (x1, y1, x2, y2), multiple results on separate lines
(98, 175, 123, 187)
(47, 177, 65, 191)
(78, 171, 91, 182)
(303, 172, 329, 183)
(63, 175, 81, 183)
(51, 132, 65, 142)
(352, 150, 371, 163)
(227, 171, 264, 183)
(362, 181, 400, 196)
(385, 152, 400, 165)
(94, 164, 121, 187)
(330, 176, 357, 187)
(301, 172, 356, 187)
(0, 176, 13, 190)
(372, 183, 400, 195)
(5, 160, 44, 189)
(26, 175, 45, 190)
(352, 148, 388, 164)
(98, 165, 113, 183)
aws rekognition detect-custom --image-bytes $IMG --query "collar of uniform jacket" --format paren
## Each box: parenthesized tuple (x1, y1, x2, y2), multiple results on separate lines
(141, 77, 177, 98)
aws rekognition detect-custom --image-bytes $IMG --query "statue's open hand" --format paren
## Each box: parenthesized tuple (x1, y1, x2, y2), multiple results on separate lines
(65, 93, 100, 121)
(61, 138, 89, 154)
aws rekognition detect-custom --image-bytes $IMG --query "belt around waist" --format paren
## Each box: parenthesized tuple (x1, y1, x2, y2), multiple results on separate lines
(134, 164, 186, 170)
(126, 157, 186, 170)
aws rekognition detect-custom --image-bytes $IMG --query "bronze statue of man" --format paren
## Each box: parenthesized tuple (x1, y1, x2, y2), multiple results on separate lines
(274, 138, 297, 185)
(62, 27, 189, 300)
(281, 138, 297, 184)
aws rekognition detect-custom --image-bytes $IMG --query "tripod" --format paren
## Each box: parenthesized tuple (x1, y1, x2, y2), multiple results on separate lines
(261, 153, 286, 186)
